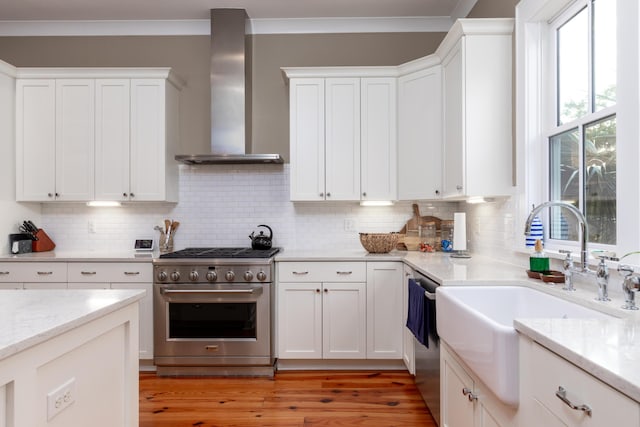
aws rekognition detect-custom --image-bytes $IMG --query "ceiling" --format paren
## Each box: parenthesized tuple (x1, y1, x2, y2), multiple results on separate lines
(0, 0, 476, 21)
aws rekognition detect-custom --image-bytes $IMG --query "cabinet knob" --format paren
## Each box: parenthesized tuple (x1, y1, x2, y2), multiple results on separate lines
(123, 192, 128, 197)
(326, 192, 331, 197)
(47, 193, 53, 198)
(319, 192, 324, 197)
(462, 387, 478, 402)
(316, 289, 321, 293)
(435, 190, 440, 195)
(130, 193, 135, 198)
(456, 185, 463, 191)
(362, 192, 367, 197)
(324, 288, 328, 293)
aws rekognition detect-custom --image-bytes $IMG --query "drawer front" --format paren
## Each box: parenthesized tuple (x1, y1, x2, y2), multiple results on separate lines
(0, 262, 67, 283)
(68, 262, 152, 283)
(530, 342, 640, 426)
(278, 262, 366, 282)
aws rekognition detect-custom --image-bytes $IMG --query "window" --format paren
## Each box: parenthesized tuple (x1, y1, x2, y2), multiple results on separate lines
(547, 0, 617, 247)
(518, 0, 639, 259)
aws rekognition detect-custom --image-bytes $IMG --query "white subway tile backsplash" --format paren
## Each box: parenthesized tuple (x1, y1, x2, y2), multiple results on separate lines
(40, 164, 462, 252)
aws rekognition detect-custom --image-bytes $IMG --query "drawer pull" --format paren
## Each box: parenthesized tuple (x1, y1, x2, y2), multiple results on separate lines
(81, 271, 97, 275)
(336, 271, 352, 275)
(555, 386, 592, 416)
(292, 271, 309, 275)
(462, 387, 478, 402)
(205, 345, 219, 351)
(0, 272, 9, 275)
(124, 272, 140, 276)
(37, 271, 53, 275)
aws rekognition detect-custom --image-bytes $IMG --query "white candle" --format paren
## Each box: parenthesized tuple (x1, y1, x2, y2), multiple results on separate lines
(453, 212, 467, 251)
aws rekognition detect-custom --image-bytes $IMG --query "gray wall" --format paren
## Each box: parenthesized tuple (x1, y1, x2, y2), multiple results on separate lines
(0, 32, 445, 162)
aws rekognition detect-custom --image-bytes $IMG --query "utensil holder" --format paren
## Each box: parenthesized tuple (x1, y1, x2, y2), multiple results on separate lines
(159, 232, 174, 253)
(32, 229, 55, 252)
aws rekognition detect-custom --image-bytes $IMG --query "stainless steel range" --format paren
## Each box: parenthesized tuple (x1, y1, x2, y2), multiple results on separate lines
(153, 247, 279, 376)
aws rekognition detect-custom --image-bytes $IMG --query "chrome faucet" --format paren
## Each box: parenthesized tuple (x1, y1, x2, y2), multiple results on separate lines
(618, 265, 640, 310)
(525, 201, 588, 271)
(525, 201, 613, 299)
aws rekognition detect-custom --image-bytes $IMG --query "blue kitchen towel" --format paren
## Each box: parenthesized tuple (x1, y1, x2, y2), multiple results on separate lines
(407, 278, 427, 347)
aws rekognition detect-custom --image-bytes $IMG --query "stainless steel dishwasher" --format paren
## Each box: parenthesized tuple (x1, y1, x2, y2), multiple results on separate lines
(407, 267, 440, 426)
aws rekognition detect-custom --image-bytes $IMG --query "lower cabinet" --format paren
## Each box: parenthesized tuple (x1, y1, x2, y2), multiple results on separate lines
(519, 336, 640, 427)
(441, 342, 517, 427)
(402, 264, 415, 374)
(277, 281, 367, 359)
(277, 261, 402, 361)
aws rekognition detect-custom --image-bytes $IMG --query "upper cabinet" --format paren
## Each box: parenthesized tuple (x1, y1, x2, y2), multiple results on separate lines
(16, 68, 183, 203)
(397, 57, 443, 200)
(438, 19, 514, 199)
(284, 68, 397, 202)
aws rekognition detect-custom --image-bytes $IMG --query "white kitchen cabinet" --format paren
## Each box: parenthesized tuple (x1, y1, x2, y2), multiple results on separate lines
(67, 262, 153, 360)
(441, 342, 516, 427)
(55, 79, 96, 201)
(16, 68, 182, 203)
(94, 79, 131, 201)
(285, 69, 397, 202)
(397, 58, 443, 200)
(401, 264, 415, 374)
(360, 78, 397, 201)
(438, 19, 514, 199)
(519, 336, 640, 427)
(366, 262, 403, 359)
(277, 262, 367, 359)
(15, 79, 56, 201)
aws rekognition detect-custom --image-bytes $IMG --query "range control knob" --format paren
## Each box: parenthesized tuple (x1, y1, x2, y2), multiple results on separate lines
(170, 271, 181, 282)
(256, 271, 267, 282)
(189, 271, 199, 282)
(225, 271, 235, 282)
(206, 271, 218, 282)
(157, 271, 168, 281)
(243, 271, 254, 281)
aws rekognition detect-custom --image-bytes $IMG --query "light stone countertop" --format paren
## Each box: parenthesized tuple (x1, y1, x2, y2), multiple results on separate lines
(276, 249, 640, 402)
(0, 250, 158, 262)
(0, 289, 145, 361)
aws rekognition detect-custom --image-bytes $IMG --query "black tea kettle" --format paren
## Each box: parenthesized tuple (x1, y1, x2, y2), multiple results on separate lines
(249, 224, 273, 250)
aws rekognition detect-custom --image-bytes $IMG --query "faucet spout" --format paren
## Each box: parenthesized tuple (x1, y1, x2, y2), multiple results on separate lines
(524, 201, 589, 271)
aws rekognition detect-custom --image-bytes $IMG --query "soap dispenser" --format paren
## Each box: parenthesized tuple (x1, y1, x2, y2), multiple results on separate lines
(529, 239, 550, 273)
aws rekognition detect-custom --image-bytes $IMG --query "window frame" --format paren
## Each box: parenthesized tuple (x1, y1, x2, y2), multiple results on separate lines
(516, 0, 639, 262)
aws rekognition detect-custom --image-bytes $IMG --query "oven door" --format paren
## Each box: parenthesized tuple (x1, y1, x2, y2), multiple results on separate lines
(154, 282, 271, 365)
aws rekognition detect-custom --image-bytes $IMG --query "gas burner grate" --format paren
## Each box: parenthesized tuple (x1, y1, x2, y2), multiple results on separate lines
(159, 247, 280, 259)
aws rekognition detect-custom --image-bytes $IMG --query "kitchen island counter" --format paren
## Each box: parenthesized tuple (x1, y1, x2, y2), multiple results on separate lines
(0, 289, 143, 425)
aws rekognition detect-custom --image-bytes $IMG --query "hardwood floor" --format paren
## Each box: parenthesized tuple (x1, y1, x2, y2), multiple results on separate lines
(140, 371, 437, 427)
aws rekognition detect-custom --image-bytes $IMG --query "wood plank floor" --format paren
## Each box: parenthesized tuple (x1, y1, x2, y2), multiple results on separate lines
(140, 371, 437, 427)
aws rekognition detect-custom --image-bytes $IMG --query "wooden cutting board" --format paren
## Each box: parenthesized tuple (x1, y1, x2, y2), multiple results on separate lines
(397, 204, 442, 250)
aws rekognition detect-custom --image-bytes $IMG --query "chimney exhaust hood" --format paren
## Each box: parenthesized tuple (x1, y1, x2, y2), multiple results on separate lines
(175, 9, 284, 165)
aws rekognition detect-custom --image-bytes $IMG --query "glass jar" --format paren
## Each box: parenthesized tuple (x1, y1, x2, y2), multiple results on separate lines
(440, 220, 454, 250)
(420, 222, 437, 248)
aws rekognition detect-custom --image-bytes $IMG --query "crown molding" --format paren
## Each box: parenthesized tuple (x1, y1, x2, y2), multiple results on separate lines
(0, 16, 454, 36)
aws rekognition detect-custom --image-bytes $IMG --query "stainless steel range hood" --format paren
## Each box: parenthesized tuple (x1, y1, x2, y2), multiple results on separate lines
(176, 9, 284, 165)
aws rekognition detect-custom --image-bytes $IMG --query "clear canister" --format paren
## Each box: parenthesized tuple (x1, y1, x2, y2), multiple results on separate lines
(440, 220, 454, 248)
(420, 222, 437, 248)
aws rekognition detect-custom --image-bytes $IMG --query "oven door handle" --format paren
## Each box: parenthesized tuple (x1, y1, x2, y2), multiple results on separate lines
(162, 287, 263, 296)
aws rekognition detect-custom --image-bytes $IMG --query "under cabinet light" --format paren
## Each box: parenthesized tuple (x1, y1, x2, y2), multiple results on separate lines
(466, 197, 496, 204)
(86, 201, 122, 207)
(360, 201, 394, 207)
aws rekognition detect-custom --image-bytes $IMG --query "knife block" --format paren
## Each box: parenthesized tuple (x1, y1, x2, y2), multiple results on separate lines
(32, 229, 56, 252)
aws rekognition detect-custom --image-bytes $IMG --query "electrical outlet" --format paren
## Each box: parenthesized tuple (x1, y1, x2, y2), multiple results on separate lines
(47, 378, 76, 421)
(344, 219, 356, 232)
(88, 220, 96, 234)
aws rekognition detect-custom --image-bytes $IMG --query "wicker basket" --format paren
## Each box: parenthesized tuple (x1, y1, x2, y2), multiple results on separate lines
(359, 233, 400, 254)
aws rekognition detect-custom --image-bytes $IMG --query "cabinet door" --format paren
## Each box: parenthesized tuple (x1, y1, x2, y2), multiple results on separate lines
(55, 79, 95, 201)
(366, 262, 403, 359)
(277, 282, 323, 359)
(361, 77, 397, 201)
(442, 345, 475, 427)
(442, 39, 465, 199)
(112, 282, 153, 360)
(398, 66, 443, 200)
(402, 265, 415, 374)
(16, 79, 56, 201)
(130, 79, 166, 201)
(325, 78, 361, 201)
(322, 281, 366, 359)
(289, 78, 326, 201)
(95, 79, 131, 201)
